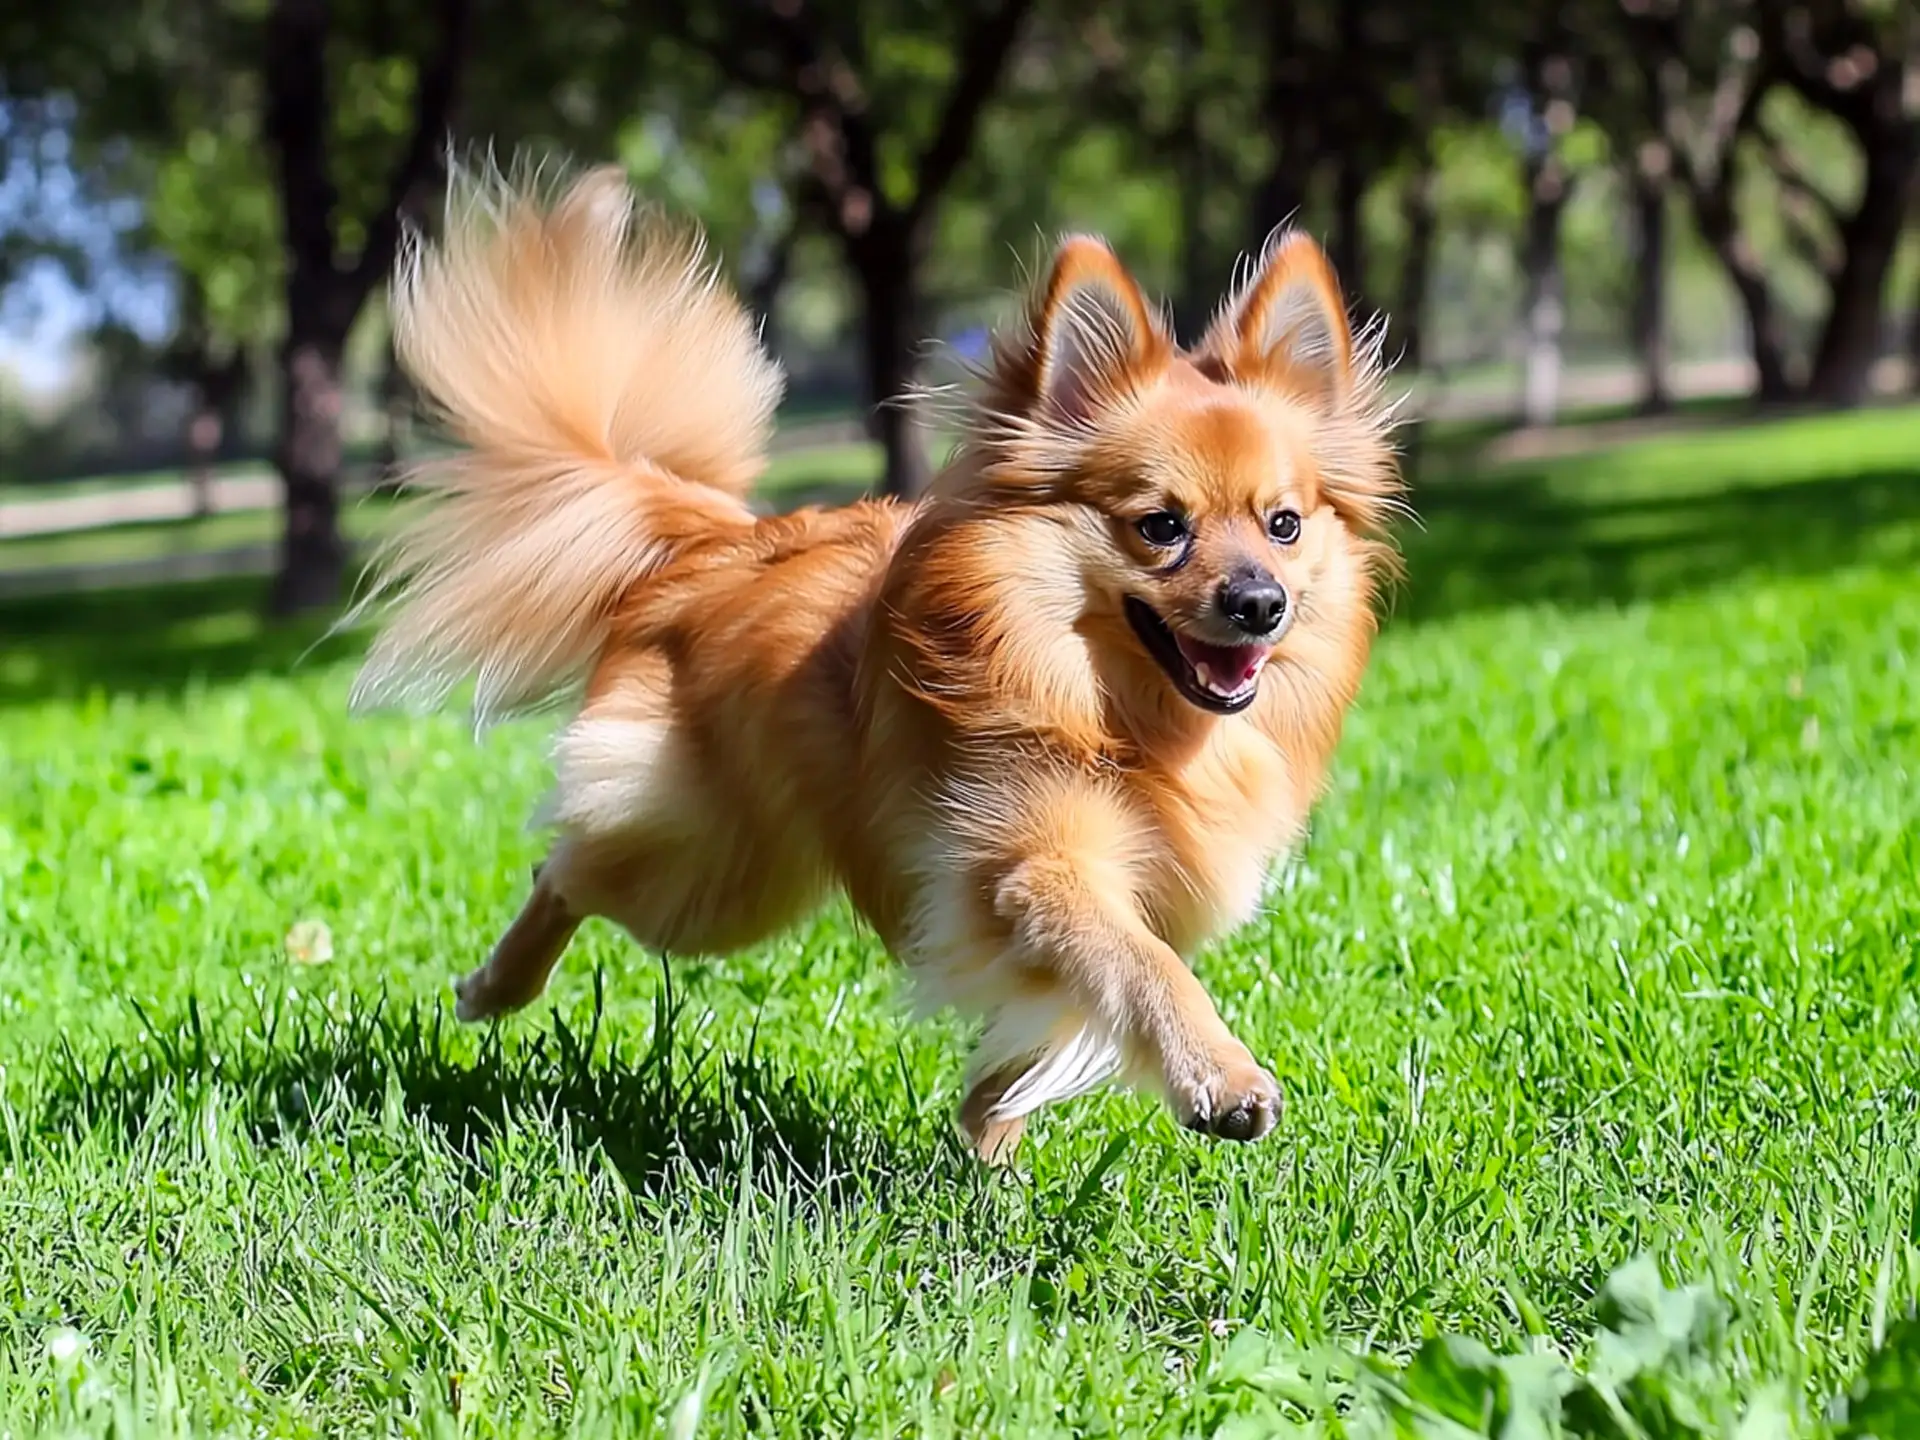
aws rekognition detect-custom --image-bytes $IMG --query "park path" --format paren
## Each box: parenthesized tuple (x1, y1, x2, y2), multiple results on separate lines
(0, 417, 870, 542)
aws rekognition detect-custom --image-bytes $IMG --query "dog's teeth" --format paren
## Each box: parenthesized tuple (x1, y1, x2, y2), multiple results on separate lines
(1191, 653, 1266, 701)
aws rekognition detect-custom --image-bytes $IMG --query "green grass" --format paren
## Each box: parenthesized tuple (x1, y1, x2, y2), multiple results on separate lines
(758, 439, 884, 504)
(0, 442, 388, 502)
(0, 500, 404, 579)
(0, 403, 865, 501)
(0, 438, 874, 583)
(0, 440, 871, 583)
(2, 407, 1919, 1436)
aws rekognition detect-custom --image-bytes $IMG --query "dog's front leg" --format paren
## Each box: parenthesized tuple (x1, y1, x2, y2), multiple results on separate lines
(972, 854, 1281, 1146)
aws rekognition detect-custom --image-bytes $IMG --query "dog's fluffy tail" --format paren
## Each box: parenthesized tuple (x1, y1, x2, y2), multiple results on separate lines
(347, 160, 784, 725)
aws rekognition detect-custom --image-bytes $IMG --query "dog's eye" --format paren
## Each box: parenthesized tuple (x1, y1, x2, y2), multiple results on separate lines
(1268, 509, 1302, 545)
(1136, 511, 1189, 547)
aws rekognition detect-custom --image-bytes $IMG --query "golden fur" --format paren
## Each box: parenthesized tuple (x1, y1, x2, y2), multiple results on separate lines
(349, 161, 1406, 1162)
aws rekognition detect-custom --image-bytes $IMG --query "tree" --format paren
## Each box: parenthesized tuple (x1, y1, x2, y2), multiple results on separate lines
(1576, 3, 1680, 414)
(142, 115, 283, 515)
(5, 0, 672, 608)
(1033, 2, 1260, 339)
(1246, 3, 1321, 264)
(1391, 40, 1450, 378)
(159, 283, 255, 516)
(662, 0, 1038, 498)
(614, 92, 809, 347)
(1623, 0, 1800, 401)
(1514, 16, 1588, 428)
(2, 0, 472, 606)
(1623, 59, 1676, 414)
(1910, 188, 1920, 391)
(260, 0, 471, 611)
(261, 0, 682, 604)
(1623, 0, 1916, 407)
(1756, 0, 1918, 405)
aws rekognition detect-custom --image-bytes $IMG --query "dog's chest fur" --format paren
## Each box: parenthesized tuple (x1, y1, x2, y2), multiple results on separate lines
(1127, 719, 1309, 956)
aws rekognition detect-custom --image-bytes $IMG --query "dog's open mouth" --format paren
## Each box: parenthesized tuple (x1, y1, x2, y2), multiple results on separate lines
(1124, 597, 1270, 715)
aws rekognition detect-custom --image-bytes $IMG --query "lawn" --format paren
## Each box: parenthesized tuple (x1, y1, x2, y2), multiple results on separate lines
(0, 502, 403, 587)
(1, 406, 1918, 1436)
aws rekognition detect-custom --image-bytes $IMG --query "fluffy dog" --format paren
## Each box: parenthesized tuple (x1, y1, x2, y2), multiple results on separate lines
(348, 162, 1405, 1162)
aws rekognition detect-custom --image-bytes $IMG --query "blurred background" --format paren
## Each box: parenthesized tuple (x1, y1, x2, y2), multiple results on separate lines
(0, 0, 1914, 631)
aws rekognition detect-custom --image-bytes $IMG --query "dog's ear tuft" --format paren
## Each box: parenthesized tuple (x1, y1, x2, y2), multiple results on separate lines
(1030, 236, 1163, 424)
(1203, 232, 1355, 402)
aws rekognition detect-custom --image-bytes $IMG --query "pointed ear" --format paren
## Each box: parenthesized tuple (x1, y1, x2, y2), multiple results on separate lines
(1203, 232, 1355, 401)
(1027, 235, 1164, 423)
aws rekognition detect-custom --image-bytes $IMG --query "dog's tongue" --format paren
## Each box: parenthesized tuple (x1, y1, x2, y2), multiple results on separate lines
(1174, 635, 1269, 700)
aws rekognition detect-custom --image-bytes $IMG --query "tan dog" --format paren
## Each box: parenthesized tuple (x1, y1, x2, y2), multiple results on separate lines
(349, 162, 1405, 1162)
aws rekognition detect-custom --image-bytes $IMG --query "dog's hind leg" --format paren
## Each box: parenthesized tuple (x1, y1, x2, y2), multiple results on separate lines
(454, 860, 581, 1022)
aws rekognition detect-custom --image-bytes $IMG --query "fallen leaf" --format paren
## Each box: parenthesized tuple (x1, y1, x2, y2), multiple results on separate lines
(286, 918, 334, 965)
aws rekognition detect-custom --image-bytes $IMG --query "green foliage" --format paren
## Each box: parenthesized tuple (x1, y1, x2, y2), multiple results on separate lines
(2, 0, 658, 357)
(1434, 124, 1530, 234)
(936, 121, 1183, 321)
(1195, 1255, 1920, 1438)
(1834, 1319, 1920, 1440)
(1727, 90, 1866, 348)
(1211, 1271, 1682, 1436)
(147, 120, 281, 350)
(616, 98, 792, 281)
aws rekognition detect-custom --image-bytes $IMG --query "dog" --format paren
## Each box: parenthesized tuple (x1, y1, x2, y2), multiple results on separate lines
(347, 161, 1405, 1163)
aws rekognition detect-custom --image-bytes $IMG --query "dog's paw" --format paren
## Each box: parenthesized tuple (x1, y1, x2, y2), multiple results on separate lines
(1170, 1058, 1282, 1142)
(967, 1115, 1027, 1168)
(452, 969, 505, 1024)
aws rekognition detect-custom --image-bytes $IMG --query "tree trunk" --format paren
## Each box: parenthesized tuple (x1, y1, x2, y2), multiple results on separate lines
(1173, 117, 1212, 342)
(1325, 0, 1368, 303)
(1630, 151, 1671, 416)
(269, 335, 350, 614)
(1328, 151, 1366, 306)
(263, 0, 468, 613)
(1394, 29, 1445, 377)
(372, 336, 411, 497)
(1804, 137, 1915, 406)
(1519, 157, 1571, 428)
(186, 405, 222, 518)
(858, 231, 932, 499)
(1248, 3, 1316, 249)
(1395, 147, 1438, 376)
(747, 224, 797, 361)
(1517, 29, 1582, 430)
(1250, 153, 1312, 254)
(1693, 191, 1797, 403)
(1909, 266, 1920, 394)
(1164, 0, 1211, 343)
(1391, 143, 1439, 483)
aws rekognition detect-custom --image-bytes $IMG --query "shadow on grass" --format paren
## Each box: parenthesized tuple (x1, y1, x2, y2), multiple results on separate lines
(36, 968, 943, 1199)
(1394, 460, 1920, 626)
(0, 576, 366, 709)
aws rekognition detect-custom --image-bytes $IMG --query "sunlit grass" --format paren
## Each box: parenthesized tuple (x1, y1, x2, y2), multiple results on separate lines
(1, 407, 1917, 1435)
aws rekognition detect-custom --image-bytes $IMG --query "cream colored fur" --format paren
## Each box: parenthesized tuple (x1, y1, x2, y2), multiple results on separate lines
(346, 162, 784, 727)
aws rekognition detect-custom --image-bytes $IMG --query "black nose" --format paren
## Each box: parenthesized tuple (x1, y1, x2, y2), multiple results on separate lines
(1219, 570, 1289, 637)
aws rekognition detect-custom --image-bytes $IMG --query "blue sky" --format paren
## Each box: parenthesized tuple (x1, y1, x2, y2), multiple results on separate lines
(1, 102, 174, 401)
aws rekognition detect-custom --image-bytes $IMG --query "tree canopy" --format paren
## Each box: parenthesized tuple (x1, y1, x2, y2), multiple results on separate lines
(2, 0, 1914, 608)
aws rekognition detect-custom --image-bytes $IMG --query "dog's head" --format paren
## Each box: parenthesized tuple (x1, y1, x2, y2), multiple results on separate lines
(952, 232, 1405, 728)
